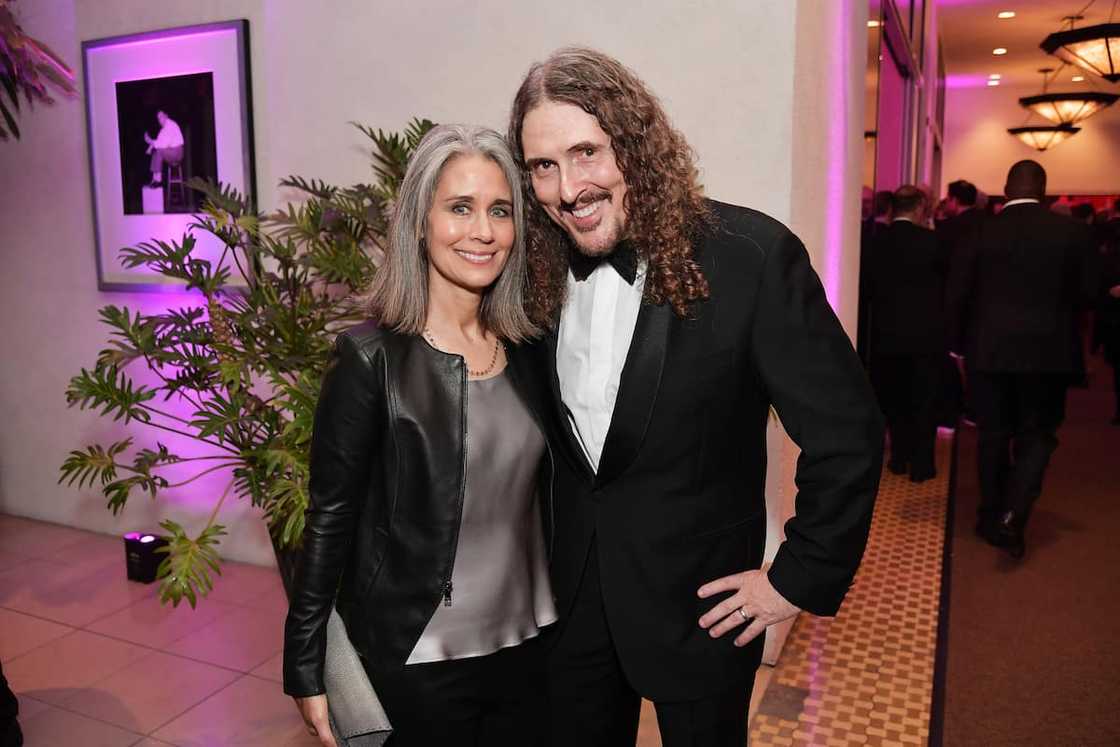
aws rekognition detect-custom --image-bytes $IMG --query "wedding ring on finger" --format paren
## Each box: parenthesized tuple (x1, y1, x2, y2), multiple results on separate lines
(737, 607, 749, 621)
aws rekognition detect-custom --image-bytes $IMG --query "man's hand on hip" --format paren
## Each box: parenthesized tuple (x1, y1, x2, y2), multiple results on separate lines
(697, 563, 801, 647)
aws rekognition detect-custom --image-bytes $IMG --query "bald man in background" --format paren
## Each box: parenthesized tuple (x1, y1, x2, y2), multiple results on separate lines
(947, 160, 1096, 559)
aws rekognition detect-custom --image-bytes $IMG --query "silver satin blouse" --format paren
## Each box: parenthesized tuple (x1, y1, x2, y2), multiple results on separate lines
(406, 370, 557, 664)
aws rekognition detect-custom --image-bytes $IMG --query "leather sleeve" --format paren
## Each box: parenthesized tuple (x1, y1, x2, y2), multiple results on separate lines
(283, 333, 382, 697)
(751, 230, 885, 616)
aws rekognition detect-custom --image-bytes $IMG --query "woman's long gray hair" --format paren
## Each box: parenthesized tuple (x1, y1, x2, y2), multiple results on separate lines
(366, 124, 538, 342)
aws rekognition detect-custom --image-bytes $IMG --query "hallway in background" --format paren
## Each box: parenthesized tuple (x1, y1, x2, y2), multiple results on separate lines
(944, 358, 1120, 745)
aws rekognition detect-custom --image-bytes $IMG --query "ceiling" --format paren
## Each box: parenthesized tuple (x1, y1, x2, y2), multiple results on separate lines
(936, 0, 1120, 88)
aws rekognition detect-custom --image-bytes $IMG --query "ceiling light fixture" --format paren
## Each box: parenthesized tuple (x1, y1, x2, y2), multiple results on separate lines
(990, 73, 1003, 79)
(1006, 124, 1081, 151)
(993, 47, 1009, 55)
(868, 19, 881, 28)
(1072, 74, 1086, 81)
(1018, 66, 1120, 125)
(998, 11, 1017, 19)
(1040, 14, 1120, 83)
(1020, 91, 1119, 122)
(988, 80, 1002, 86)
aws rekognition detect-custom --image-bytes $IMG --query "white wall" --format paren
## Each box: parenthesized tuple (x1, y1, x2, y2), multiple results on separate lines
(944, 80, 1120, 196)
(0, 1, 865, 571)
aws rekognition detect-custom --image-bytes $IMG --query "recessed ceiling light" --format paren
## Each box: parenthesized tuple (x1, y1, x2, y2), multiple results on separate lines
(1072, 75, 1085, 82)
(993, 47, 1008, 55)
(988, 80, 1001, 86)
(990, 73, 1002, 79)
(868, 19, 881, 28)
(998, 11, 1016, 19)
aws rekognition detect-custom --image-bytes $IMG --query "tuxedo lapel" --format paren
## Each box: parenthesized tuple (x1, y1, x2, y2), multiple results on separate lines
(544, 329, 596, 476)
(595, 301, 671, 486)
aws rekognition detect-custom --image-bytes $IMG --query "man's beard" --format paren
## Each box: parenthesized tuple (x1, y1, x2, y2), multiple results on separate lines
(568, 213, 624, 257)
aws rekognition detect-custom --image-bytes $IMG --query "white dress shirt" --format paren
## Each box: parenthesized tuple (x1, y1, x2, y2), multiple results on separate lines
(153, 118, 185, 149)
(557, 261, 645, 473)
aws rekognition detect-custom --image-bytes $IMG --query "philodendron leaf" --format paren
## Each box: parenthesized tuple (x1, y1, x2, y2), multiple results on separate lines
(155, 519, 228, 609)
(58, 438, 133, 489)
(64, 365, 155, 423)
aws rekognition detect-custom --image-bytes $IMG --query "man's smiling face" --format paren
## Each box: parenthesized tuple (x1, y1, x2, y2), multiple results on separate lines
(520, 100, 628, 257)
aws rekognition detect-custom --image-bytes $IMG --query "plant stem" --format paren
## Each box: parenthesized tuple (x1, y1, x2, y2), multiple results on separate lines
(141, 404, 194, 426)
(165, 462, 241, 488)
(205, 476, 237, 528)
(143, 419, 240, 454)
(147, 367, 206, 413)
(152, 455, 242, 465)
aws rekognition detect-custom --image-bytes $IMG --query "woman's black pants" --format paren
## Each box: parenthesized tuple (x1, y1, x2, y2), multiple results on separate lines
(371, 637, 545, 747)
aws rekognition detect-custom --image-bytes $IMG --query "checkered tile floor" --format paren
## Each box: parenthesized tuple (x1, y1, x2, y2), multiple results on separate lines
(748, 433, 951, 746)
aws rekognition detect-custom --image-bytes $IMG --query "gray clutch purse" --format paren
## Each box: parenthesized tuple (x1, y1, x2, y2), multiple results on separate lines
(324, 607, 392, 746)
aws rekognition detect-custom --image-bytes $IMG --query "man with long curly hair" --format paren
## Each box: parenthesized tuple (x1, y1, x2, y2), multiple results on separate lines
(509, 47, 884, 745)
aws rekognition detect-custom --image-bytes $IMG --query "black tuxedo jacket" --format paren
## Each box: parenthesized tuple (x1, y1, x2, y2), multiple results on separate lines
(525, 200, 884, 700)
(867, 220, 947, 356)
(936, 207, 985, 257)
(946, 202, 1096, 373)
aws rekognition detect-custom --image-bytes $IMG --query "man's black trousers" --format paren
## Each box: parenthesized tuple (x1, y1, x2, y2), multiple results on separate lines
(872, 353, 942, 478)
(969, 371, 1069, 525)
(541, 540, 754, 747)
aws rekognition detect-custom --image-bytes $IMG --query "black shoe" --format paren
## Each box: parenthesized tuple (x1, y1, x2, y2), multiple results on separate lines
(993, 511, 1026, 559)
(888, 461, 907, 475)
(975, 517, 999, 545)
(910, 469, 936, 483)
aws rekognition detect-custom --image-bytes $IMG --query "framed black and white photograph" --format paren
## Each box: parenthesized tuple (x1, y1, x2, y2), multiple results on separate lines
(82, 20, 255, 290)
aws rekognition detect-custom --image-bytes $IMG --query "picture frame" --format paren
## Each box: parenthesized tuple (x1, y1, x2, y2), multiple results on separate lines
(82, 20, 256, 291)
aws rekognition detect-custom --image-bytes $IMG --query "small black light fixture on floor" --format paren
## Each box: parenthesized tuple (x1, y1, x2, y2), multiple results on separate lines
(1040, 8, 1120, 83)
(123, 531, 169, 583)
(1018, 67, 1119, 124)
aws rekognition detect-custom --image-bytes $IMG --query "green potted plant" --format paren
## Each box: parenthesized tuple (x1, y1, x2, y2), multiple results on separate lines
(0, 0, 76, 140)
(59, 118, 435, 607)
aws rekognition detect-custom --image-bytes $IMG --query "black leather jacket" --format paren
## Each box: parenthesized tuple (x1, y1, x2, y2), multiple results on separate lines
(282, 321, 554, 697)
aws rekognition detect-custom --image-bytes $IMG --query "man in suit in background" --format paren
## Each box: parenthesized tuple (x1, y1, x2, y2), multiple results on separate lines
(947, 160, 1096, 559)
(937, 180, 984, 258)
(868, 185, 947, 482)
(935, 180, 984, 425)
(510, 47, 884, 745)
(858, 189, 895, 364)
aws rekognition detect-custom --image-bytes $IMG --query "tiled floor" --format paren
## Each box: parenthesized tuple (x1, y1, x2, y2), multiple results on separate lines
(4, 437, 945, 747)
(748, 433, 952, 746)
(1, 512, 772, 747)
(0, 514, 316, 746)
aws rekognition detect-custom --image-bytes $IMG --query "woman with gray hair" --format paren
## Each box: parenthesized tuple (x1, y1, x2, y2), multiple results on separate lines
(283, 124, 557, 745)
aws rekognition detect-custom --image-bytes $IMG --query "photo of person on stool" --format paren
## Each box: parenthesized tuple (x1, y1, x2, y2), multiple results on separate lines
(143, 109, 183, 188)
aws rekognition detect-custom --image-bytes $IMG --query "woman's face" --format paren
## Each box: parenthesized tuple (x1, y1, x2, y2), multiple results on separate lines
(425, 153, 515, 298)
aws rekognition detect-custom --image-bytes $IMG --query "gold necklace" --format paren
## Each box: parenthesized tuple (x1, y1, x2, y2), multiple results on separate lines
(423, 329, 504, 378)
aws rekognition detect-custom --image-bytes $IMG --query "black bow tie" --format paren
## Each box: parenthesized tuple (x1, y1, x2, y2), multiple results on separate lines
(569, 242, 638, 285)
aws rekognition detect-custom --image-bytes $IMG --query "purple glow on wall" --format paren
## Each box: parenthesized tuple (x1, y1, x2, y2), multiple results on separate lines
(822, 0, 854, 311)
(98, 287, 239, 518)
(946, 73, 996, 89)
